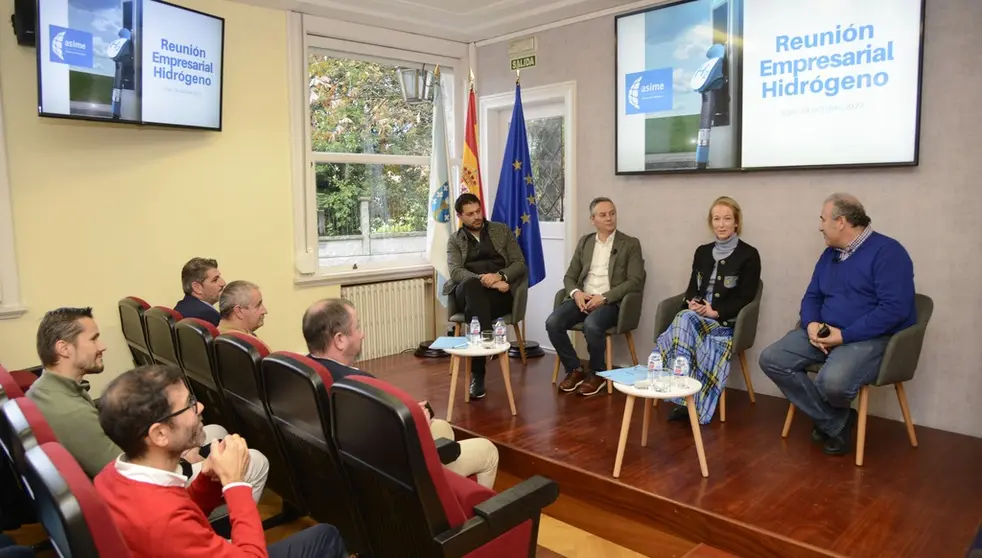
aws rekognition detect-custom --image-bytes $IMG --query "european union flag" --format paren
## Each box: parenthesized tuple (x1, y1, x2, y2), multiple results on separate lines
(492, 83, 546, 288)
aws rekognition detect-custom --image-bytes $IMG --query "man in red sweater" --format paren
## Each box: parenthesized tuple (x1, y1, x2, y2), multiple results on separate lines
(93, 364, 352, 558)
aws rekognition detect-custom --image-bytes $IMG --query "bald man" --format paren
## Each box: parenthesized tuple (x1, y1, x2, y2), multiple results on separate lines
(302, 299, 500, 488)
(759, 193, 916, 457)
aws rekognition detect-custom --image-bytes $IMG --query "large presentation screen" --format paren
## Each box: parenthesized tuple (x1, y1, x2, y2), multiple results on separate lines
(614, 0, 925, 174)
(616, 0, 742, 174)
(740, 0, 924, 168)
(37, 0, 225, 130)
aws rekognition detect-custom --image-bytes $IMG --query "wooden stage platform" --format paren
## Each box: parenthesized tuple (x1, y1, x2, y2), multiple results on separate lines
(365, 351, 980, 558)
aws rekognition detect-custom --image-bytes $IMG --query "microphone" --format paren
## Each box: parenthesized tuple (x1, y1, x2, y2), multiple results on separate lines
(611, 248, 618, 255)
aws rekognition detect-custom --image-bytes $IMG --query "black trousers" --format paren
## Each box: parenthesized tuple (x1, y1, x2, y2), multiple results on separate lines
(454, 277, 513, 375)
(267, 524, 348, 558)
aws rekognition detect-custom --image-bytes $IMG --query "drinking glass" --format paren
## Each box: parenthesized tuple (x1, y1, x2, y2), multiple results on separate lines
(481, 330, 494, 349)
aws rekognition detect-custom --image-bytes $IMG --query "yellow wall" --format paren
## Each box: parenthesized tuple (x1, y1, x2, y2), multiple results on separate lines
(0, 0, 339, 394)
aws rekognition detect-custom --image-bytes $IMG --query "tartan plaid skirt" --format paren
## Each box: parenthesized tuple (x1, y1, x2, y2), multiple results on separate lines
(655, 309, 733, 424)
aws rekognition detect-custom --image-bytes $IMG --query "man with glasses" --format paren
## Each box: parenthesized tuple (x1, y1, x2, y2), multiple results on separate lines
(26, 307, 268, 515)
(218, 280, 267, 336)
(95, 365, 353, 558)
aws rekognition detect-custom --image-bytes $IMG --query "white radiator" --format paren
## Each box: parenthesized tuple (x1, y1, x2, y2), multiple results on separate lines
(340, 277, 432, 360)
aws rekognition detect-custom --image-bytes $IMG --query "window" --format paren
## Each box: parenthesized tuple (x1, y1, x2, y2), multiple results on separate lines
(526, 116, 565, 222)
(307, 51, 455, 272)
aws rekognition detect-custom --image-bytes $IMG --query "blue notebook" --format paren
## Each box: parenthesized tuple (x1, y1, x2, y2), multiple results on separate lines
(596, 365, 647, 385)
(429, 336, 470, 350)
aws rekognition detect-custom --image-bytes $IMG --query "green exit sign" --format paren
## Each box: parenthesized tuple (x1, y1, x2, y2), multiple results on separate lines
(510, 55, 537, 71)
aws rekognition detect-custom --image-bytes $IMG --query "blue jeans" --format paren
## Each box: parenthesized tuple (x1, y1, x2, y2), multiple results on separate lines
(267, 524, 348, 558)
(546, 299, 619, 374)
(0, 534, 33, 558)
(759, 328, 887, 436)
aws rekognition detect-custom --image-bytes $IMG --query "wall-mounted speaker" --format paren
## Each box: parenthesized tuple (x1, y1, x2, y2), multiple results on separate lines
(11, 0, 36, 46)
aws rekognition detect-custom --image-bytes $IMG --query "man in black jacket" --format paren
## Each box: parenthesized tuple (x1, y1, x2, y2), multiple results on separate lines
(443, 193, 527, 398)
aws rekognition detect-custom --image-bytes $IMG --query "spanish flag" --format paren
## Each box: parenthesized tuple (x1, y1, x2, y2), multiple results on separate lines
(459, 80, 486, 217)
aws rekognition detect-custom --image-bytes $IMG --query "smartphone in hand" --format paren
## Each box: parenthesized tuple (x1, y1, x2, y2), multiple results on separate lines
(197, 438, 223, 458)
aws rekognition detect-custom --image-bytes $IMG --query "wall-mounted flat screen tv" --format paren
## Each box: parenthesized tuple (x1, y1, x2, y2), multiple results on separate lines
(615, 0, 925, 174)
(36, 0, 225, 130)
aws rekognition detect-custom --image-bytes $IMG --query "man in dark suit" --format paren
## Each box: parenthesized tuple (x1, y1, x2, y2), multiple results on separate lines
(174, 257, 225, 326)
(547, 197, 646, 396)
(443, 193, 527, 399)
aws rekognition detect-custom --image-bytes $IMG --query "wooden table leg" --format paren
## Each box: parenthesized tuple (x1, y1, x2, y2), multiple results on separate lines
(613, 395, 636, 478)
(686, 395, 709, 478)
(781, 404, 796, 438)
(501, 352, 517, 416)
(447, 356, 460, 422)
(641, 396, 651, 447)
(856, 386, 869, 467)
(464, 357, 472, 403)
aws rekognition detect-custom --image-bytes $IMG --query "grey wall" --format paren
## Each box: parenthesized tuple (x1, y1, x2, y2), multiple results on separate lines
(477, 0, 982, 437)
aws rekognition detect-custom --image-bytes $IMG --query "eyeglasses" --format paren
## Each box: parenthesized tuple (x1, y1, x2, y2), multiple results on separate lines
(143, 393, 199, 436)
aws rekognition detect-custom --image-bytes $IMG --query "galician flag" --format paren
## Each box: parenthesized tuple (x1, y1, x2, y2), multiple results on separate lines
(426, 69, 453, 288)
(459, 78, 486, 218)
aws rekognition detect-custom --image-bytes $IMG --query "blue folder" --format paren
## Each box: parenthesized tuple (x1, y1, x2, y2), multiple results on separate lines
(596, 365, 647, 385)
(429, 336, 470, 350)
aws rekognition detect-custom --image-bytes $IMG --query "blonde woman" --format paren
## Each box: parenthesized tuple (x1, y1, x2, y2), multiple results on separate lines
(656, 196, 761, 424)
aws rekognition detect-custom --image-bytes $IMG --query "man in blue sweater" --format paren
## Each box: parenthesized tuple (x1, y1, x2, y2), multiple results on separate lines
(759, 194, 916, 456)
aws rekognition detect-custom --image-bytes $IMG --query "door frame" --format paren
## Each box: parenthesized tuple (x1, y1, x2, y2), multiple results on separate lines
(479, 81, 578, 268)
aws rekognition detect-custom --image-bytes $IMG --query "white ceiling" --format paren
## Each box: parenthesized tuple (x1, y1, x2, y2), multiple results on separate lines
(237, 0, 646, 42)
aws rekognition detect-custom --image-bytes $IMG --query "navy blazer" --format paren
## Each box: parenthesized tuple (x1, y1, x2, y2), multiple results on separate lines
(174, 295, 220, 327)
(308, 356, 374, 382)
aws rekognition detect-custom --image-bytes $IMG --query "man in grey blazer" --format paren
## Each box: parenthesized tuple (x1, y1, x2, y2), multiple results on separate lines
(547, 197, 646, 396)
(444, 193, 527, 398)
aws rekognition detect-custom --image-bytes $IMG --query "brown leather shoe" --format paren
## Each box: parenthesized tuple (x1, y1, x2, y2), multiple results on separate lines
(577, 375, 606, 397)
(558, 369, 586, 392)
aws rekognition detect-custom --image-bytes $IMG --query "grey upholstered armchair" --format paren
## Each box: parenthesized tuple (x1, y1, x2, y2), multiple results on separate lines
(652, 281, 764, 421)
(549, 289, 644, 395)
(782, 293, 933, 466)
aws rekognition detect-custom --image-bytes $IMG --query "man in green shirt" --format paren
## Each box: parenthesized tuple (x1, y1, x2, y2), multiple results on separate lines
(26, 307, 269, 512)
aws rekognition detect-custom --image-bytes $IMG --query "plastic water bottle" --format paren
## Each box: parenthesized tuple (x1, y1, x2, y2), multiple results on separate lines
(673, 356, 690, 389)
(469, 317, 481, 345)
(647, 350, 663, 390)
(493, 318, 507, 346)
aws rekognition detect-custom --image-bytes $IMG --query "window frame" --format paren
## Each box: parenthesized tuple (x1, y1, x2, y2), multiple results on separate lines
(0, 79, 25, 319)
(289, 13, 468, 286)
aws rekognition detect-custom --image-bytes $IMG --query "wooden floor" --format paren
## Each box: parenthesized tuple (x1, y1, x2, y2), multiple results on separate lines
(364, 351, 982, 558)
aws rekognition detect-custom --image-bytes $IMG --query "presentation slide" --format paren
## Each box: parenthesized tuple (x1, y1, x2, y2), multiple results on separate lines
(741, 0, 924, 168)
(38, 0, 136, 121)
(141, 0, 224, 129)
(37, 0, 223, 130)
(616, 0, 743, 173)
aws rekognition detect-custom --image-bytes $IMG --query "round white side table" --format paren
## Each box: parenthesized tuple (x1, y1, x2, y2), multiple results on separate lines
(442, 343, 516, 422)
(612, 377, 709, 478)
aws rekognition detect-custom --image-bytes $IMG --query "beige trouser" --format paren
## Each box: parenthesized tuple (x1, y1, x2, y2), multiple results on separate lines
(429, 419, 499, 489)
(188, 424, 270, 520)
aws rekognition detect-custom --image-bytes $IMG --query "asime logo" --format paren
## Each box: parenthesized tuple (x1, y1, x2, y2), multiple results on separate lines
(624, 68, 674, 115)
(51, 31, 66, 60)
(628, 76, 643, 110)
(48, 25, 94, 69)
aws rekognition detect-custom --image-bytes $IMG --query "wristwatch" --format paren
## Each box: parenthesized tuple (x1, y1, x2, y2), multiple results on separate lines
(498, 272, 507, 282)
